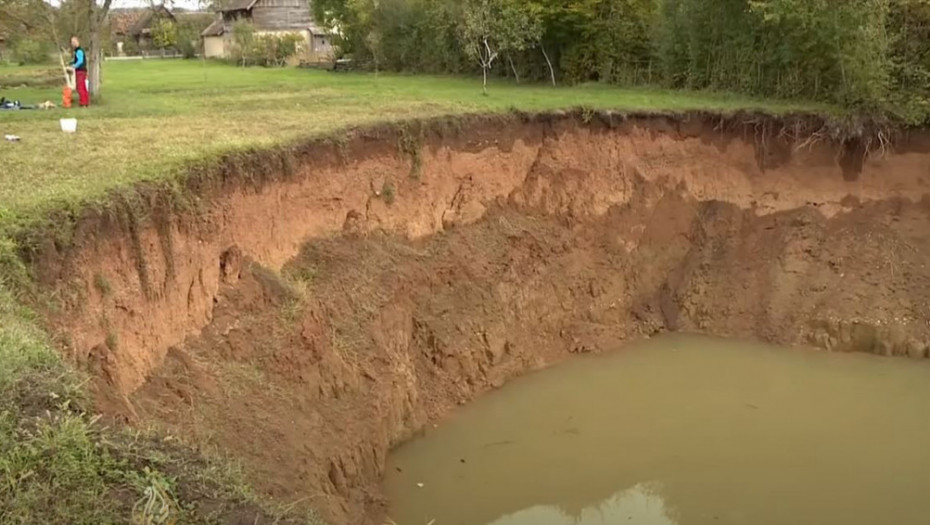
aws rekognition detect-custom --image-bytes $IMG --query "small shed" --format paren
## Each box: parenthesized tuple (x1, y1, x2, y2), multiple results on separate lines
(308, 24, 334, 58)
(201, 19, 225, 59)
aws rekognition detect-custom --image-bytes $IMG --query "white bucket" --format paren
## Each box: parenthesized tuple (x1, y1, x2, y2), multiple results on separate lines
(60, 118, 77, 133)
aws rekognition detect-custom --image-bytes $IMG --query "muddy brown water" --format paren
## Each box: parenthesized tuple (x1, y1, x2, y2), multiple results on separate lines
(384, 334, 930, 525)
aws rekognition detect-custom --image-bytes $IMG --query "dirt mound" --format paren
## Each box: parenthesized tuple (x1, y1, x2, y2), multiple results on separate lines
(29, 113, 930, 523)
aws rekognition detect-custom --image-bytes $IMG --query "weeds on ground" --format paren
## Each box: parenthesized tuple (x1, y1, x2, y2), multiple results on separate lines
(381, 182, 396, 205)
(397, 126, 423, 180)
(0, 275, 123, 524)
(94, 273, 112, 296)
(0, 273, 326, 524)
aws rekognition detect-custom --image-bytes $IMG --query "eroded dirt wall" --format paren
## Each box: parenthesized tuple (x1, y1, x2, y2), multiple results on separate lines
(38, 115, 930, 400)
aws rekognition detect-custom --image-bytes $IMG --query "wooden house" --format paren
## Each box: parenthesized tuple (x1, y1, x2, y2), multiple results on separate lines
(129, 5, 176, 50)
(201, 0, 333, 60)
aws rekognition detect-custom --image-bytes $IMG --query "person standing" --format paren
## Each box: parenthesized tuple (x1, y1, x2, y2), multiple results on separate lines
(68, 36, 89, 107)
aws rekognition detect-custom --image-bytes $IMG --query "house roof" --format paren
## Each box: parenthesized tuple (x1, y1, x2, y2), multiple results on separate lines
(218, 0, 259, 12)
(128, 5, 177, 37)
(308, 24, 332, 36)
(110, 9, 144, 36)
(201, 19, 224, 37)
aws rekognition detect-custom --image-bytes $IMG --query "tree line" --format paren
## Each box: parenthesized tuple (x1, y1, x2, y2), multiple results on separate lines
(313, 0, 930, 123)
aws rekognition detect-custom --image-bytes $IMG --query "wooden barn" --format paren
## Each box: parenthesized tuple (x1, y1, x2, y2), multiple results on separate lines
(200, 0, 333, 61)
(126, 5, 176, 51)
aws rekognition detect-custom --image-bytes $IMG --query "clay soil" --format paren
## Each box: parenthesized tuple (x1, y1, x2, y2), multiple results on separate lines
(135, 196, 928, 524)
(33, 114, 930, 524)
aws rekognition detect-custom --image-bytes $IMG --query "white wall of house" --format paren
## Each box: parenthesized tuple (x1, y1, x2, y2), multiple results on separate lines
(203, 35, 226, 58)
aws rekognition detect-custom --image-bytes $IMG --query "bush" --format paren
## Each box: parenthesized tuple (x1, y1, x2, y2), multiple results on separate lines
(177, 36, 198, 59)
(231, 22, 302, 67)
(178, 38, 200, 58)
(121, 38, 141, 57)
(176, 16, 211, 59)
(252, 33, 303, 67)
(11, 38, 51, 65)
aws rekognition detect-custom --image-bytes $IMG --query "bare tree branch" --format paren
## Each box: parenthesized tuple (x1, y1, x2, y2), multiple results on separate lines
(0, 7, 37, 31)
(96, 0, 115, 25)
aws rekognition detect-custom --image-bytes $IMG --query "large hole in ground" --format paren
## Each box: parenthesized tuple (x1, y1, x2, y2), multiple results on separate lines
(41, 116, 930, 524)
(130, 197, 928, 524)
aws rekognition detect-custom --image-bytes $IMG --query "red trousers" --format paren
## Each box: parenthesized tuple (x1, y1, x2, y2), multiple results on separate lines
(75, 70, 89, 107)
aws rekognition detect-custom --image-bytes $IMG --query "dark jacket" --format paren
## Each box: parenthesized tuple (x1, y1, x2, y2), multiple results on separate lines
(71, 46, 87, 71)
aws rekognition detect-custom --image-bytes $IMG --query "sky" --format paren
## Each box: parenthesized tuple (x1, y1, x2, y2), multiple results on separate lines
(42, 0, 207, 10)
(111, 0, 204, 10)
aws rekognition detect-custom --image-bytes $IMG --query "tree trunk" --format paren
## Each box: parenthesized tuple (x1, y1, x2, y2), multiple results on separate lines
(508, 55, 520, 84)
(480, 38, 496, 95)
(88, 0, 114, 97)
(541, 44, 556, 87)
(89, 28, 102, 96)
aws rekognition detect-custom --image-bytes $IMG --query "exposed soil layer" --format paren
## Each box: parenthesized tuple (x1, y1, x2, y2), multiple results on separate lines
(31, 113, 930, 523)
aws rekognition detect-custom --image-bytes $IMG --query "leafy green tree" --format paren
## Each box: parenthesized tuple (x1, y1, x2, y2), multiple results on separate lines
(231, 20, 255, 66)
(532, 0, 576, 85)
(175, 13, 214, 59)
(461, 0, 543, 93)
(557, 0, 657, 84)
(312, 0, 371, 59)
(150, 17, 178, 52)
(748, 0, 891, 104)
(887, 0, 930, 123)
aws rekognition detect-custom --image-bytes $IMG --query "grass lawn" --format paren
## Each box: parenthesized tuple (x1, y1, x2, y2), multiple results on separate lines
(0, 63, 62, 89)
(0, 59, 831, 232)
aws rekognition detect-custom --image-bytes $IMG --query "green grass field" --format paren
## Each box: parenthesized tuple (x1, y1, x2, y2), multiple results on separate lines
(0, 59, 830, 231)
